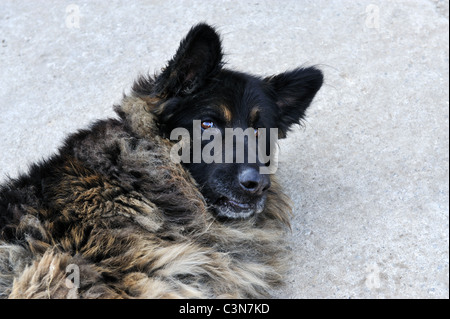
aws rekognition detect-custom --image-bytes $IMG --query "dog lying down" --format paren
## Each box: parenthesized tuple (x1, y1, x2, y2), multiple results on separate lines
(0, 24, 323, 298)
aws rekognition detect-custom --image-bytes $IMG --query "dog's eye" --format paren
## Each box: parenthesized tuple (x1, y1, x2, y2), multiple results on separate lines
(201, 121, 214, 130)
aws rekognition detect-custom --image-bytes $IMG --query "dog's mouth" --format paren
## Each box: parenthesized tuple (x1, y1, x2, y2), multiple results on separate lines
(211, 195, 266, 219)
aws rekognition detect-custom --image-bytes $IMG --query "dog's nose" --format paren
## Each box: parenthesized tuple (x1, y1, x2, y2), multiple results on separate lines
(238, 167, 271, 195)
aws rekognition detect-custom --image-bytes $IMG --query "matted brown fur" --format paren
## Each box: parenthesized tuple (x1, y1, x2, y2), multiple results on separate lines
(0, 96, 292, 299)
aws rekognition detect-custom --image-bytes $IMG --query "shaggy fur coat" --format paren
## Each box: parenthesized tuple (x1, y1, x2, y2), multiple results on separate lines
(0, 96, 292, 299)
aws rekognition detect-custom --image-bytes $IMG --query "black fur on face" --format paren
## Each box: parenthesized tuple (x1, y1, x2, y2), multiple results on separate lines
(133, 23, 323, 219)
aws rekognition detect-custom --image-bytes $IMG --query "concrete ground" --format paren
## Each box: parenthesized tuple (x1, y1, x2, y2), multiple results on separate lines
(0, 1, 448, 298)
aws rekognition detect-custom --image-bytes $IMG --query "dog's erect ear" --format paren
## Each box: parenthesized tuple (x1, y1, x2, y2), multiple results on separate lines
(265, 67, 323, 138)
(154, 23, 223, 97)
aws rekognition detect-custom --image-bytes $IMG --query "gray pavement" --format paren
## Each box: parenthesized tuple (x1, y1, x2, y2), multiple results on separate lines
(0, 0, 448, 298)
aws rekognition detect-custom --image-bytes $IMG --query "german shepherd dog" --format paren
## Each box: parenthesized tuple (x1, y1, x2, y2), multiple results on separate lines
(0, 24, 323, 298)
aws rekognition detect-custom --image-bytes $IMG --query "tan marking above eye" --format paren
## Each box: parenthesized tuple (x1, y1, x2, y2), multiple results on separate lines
(249, 107, 260, 126)
(218, 105, 232, 123)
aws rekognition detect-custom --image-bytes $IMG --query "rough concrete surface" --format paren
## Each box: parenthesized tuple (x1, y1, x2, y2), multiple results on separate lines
(0, 1, 448, 298)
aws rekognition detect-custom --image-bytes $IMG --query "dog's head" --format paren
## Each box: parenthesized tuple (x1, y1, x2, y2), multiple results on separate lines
(133, 24, 323, 219)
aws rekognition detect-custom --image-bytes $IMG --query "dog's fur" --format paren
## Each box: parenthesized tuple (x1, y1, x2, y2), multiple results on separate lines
(0, 24, 322, 298)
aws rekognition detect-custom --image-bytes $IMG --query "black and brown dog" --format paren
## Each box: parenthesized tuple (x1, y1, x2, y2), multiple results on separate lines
(0, 23, 323, 298)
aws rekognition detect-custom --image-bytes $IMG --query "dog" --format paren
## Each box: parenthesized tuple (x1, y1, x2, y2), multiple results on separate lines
(0, 23, 323, 298)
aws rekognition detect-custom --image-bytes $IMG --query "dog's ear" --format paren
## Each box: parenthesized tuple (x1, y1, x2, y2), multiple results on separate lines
(154, 23, 223, 97)
(265, 67, 323, 138)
